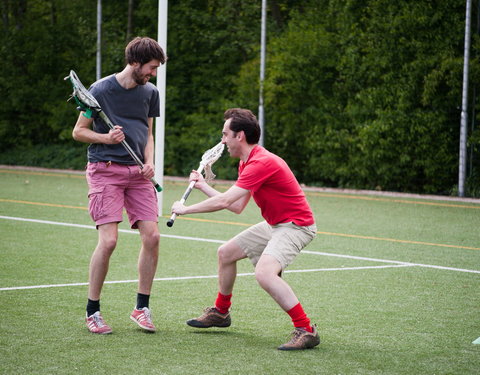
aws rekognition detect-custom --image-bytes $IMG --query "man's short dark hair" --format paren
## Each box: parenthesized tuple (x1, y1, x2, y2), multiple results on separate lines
(125, 37, 167, 66)
(224, 108, 261, 144)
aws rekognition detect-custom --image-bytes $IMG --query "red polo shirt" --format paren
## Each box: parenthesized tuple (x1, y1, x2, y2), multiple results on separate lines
(235, 146, 315, 226)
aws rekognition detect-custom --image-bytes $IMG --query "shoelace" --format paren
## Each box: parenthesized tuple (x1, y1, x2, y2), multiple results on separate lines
(202, 307, 217, 316)
(92, 313, 106, 328)
(134, 308, 153, 325)
(142, 308, 152, 322)
(287, 328, 305, 344)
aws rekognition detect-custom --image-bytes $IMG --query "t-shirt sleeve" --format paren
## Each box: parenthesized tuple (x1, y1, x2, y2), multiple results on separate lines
(148, 86, 160, 118)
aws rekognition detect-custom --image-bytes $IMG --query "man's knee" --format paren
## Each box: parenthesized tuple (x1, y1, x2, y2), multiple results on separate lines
(217, 241, 245, 264)
(144, 231, 160, 249)
(255, 256, 281, 286)
(217, 243, 231, 264)
(97, 223, 119, 252)
(254, 263, 273, 286)
(138, 222, 160, 249)
(98, 234, 118, 253)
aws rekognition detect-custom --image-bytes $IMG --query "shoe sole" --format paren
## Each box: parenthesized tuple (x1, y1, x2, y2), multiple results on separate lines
(277, 344, 316, 351)
(87, 328, 112, 335)
(277, 338, 320, 350)
(186, 319, 231, 328)
(130, 315, 156, 332)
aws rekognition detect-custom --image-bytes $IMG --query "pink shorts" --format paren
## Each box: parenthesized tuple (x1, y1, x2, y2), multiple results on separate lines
(86, 162, 158, 229)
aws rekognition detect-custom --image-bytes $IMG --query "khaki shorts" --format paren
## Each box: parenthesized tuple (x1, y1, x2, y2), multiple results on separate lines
(233, 221, 317, 270)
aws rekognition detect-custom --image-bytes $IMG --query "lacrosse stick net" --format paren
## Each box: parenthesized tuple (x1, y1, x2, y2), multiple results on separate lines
(201, 142, 225, 181)
(64, 70, 162, 192)
(64, 70, 101, 117)
(167, 141, 225, 227)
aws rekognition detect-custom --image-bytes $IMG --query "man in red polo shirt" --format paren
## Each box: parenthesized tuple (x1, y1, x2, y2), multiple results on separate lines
(171, 108, 319, 350)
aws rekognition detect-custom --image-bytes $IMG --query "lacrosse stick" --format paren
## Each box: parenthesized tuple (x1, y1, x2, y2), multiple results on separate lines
(167, 142, 225, 227)
(64, 70, 162, 192)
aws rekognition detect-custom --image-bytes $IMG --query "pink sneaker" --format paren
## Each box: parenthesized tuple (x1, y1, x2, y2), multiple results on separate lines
(130, 307, 156, 332)
(86, 311, 112, 334)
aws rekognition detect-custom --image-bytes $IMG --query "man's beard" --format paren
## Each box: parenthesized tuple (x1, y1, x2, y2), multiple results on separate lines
(132, 67, 150, 85)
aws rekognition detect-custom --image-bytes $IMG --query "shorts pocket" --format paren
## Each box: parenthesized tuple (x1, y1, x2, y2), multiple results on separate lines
(88, 186, 105, 222)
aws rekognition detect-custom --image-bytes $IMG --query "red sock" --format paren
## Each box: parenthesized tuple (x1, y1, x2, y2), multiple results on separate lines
(287, 303, 312, 332)
(215, 292, 232, 314)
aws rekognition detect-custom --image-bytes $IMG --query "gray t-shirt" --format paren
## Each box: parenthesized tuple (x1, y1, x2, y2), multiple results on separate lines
(86, 74, 160, 164)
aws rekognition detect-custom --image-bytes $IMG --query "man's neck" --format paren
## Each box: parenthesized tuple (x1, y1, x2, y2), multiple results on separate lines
(115, 66, 137, 89)
(240, 144, 258, 163)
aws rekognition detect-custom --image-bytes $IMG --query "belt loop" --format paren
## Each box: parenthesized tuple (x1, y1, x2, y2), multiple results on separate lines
(106, 161, 111, 167)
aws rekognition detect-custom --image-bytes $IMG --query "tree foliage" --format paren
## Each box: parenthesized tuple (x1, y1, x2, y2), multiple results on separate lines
(0, 0, 478, 195)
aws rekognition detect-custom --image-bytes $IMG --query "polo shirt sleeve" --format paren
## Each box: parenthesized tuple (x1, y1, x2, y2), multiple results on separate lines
(236, 159, 275, 192)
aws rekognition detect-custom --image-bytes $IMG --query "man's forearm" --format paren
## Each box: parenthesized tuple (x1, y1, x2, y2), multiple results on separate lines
(144, 135, 155, 165)
(197, 182, 221, 198)
(183, 193, 231, 214)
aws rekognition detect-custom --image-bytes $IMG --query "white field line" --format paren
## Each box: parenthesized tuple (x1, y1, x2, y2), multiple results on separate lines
(302, 250, 480, 274)
(0, 264, 414, 292)
(0, 215, 479, 292)
(0, 215, 225, 244)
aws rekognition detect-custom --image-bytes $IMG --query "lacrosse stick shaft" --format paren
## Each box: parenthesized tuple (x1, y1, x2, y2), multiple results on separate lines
(166, 164, 205, 227)
(97, 112, 162, 192)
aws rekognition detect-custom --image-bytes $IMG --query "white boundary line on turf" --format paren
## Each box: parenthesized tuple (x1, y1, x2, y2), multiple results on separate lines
(302, 250, 480, 274)
(0, 215, 225, 244)
(0, 265, 415, 292)
(0, 215, 479, 292)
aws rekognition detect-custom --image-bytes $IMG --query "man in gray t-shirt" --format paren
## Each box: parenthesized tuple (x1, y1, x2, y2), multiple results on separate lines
(72, 37, 167, 335)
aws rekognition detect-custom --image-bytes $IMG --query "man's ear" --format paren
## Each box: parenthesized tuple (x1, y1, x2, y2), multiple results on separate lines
(236, 130, 245, 141)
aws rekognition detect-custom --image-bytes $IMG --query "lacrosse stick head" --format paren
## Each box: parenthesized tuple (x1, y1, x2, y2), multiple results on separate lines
(200, 142, 225, 181)
(64, 70, 101, 118)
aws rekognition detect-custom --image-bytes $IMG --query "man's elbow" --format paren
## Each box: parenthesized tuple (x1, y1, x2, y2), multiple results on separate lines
(72, 125, 83, 141)
(227, 202, 245, 215)
(217, 195, 238, 212)
(230, 207, 244, 215)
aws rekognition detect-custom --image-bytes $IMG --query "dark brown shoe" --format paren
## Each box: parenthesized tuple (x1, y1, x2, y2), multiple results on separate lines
(186, 306, 231, 328)
(277, 325, 320, 350)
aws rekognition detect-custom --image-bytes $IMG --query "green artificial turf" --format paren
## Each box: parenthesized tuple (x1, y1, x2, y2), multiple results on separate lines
(1, 167, 479, 374)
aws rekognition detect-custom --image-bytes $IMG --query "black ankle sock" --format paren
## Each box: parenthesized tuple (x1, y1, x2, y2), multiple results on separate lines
(136, 293, 150, 309)
(87, 299, 100, 317)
